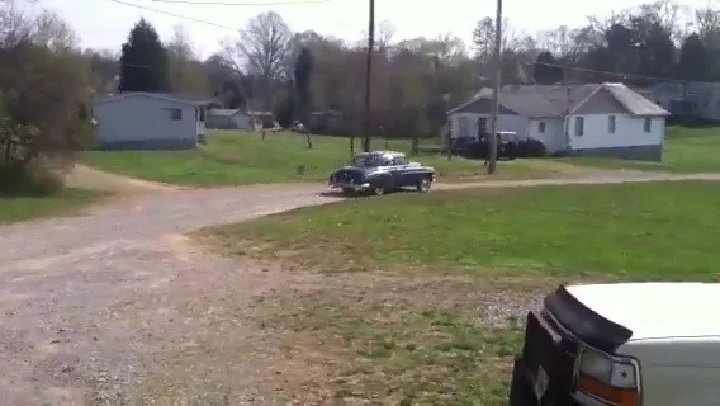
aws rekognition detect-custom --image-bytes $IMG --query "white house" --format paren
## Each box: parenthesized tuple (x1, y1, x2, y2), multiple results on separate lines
(448, 83, 670, 161)
(206, 108, 251, 130)
(93, 92, 215, 150)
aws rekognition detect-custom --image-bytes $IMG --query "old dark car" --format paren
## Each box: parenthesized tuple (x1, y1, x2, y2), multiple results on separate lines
(328, 151, 435, 195)
(463, 131, 519, 160)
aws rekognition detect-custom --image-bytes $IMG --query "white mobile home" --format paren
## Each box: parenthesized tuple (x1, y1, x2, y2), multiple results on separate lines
(93, 92, 215, 150)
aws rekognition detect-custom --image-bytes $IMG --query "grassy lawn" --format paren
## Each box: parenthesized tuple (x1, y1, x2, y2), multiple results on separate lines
(82, 131, 568, 186)
(559, 125, 720, 173)
(0, 189, 100, 223)
(198, 181, 719, 403)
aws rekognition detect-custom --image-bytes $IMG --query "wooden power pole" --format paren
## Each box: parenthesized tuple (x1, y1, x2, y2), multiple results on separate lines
(488, 0, 502, 174)
(362, 0, 375, 152)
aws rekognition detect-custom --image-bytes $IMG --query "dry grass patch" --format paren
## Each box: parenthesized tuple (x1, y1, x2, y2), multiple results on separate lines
(239, 270, 614, 404)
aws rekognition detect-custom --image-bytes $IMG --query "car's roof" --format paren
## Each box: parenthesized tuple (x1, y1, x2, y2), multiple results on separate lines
(355, 150, 405, 157)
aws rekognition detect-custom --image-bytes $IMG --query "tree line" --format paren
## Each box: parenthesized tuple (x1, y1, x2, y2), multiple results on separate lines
(3, 0, 720, 193)
(101, 0, 720, 138)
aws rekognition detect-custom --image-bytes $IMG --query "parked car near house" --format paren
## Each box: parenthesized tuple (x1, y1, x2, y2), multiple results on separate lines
(509, 282, 720, 405)
(463, 131, 519, 160)
(328, 151, 435, 195)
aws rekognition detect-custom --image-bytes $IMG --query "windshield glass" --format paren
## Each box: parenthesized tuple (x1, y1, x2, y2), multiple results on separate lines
(352, 155, 391, 167)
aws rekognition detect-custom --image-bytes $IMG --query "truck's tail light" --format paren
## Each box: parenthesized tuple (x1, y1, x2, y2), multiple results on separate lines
(576, 347, 641, 405)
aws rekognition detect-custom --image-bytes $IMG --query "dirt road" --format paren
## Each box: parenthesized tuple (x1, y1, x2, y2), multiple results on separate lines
(2, 172, 720, 404)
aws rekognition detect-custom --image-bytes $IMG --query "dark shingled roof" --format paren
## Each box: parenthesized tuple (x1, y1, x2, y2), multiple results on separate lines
(449, 83, 668, 117)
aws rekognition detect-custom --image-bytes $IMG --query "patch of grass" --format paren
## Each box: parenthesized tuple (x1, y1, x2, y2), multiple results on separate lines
(205, 181, 720, 280)
(325, 304, 523, 403)
(559, 125, 720, 173)
(82, 131, 564, 186)
(252, 274, 541, 404)
(0, 188, 100, 223)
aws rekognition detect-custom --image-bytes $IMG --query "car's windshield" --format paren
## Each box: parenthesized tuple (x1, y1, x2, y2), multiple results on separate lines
(352, 155, 392, 167)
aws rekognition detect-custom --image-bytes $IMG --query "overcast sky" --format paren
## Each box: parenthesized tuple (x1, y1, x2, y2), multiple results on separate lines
(37, 0, 709, 59)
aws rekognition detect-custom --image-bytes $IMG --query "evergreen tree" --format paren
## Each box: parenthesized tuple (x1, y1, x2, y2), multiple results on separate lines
(294, 47, 314, 121)
(119, 19, 170, 92)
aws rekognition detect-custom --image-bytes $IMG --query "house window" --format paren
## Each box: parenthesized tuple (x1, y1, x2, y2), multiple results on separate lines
(643, 117, 652, 133)
(574, 116, 584, 137)
(608, 115, 616, 134)
(164, 108, 182, 121)
(538, 121, 546, 133)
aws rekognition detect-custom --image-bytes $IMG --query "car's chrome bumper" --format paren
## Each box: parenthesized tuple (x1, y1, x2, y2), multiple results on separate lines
(330, 182, 371, 191)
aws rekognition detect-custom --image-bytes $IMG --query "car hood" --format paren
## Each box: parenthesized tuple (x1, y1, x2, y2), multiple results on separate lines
(566, 283, 720, 341)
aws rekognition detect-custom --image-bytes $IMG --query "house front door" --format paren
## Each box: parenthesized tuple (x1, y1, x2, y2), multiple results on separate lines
(478, 117, 488, 136)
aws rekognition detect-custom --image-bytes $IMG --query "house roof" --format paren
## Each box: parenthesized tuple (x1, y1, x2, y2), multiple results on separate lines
(208, 108, 244, 116)
(96, 92, 218, 106)
(449, 83, 669, 117)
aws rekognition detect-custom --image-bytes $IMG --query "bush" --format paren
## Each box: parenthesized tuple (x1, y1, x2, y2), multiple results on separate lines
(517, 138, 547, 157)
(0, 161, 65, 196)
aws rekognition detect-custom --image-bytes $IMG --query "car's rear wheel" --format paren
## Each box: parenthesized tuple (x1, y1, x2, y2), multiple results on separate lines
(417, 178, 432, 192)
(372, 186, 386, 195)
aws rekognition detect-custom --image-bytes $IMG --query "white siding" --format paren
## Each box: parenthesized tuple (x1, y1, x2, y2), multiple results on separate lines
(450, 113, 529, 140)
(567, 113, 664, 150)
(528, 118, 566, 153)
(94, 95, 197, 148)
(231, 113, 251, 129)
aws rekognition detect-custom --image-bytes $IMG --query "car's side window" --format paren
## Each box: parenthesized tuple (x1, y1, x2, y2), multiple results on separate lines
(393, 157, 408, 166)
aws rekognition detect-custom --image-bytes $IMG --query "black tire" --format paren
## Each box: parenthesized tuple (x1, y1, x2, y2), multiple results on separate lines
(371, 186, 386, 195)
(509, 358, 534, 405)
(342, 188, 354, 195)
(416, 177, 432, 192)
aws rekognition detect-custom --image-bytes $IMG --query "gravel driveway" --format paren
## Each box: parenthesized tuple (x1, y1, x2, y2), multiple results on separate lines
(2, 172, 720, 404)
(0, 185, 343, 405)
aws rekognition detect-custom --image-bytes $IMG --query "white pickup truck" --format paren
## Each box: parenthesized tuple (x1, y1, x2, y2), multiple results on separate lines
(509, 283, 720, 405)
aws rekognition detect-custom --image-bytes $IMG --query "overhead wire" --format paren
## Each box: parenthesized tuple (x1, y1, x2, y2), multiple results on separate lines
(529, 61, 686, 84)
(106, 0, 687, 86)
(148, 0, 328, 5)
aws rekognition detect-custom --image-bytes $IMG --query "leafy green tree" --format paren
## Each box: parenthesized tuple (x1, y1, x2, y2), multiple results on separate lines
(119, 19, 169, 92)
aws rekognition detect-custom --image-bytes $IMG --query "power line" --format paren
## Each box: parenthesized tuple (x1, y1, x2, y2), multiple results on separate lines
(107, 0, 240, 30)
(530, 61, 686, 83)
(149, 0, 328, 5)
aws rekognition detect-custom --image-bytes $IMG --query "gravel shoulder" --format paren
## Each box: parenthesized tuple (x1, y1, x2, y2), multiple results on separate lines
(2, 171, 720, 404)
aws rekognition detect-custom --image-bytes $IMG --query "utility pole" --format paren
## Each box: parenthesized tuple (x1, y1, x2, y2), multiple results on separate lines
(487, 0, 502, 174)
(362, 0, 375, 152)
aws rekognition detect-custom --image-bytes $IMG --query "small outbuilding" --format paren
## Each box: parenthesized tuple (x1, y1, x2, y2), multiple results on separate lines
(206, 108, 251, 130)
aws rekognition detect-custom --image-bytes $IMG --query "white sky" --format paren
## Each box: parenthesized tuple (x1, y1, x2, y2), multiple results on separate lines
(37, 0, 711, 59)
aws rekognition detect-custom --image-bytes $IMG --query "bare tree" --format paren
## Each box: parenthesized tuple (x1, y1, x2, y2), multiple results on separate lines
(166, 24, 210, 95)
(224, 11, 291, 109)
(376, 20, 396, 54)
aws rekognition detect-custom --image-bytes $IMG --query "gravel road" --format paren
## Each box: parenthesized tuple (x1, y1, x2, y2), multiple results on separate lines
(2, 172, 720, 404)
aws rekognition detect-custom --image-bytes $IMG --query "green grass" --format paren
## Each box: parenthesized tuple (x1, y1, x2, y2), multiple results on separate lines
(203, 180, 720, 402)
(561, 125, 720, 173)
(208, 181, 720, 280)
(0, 189, 100, 223)
(82, 131, 559, 186)
(262, 288, 525, 403)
